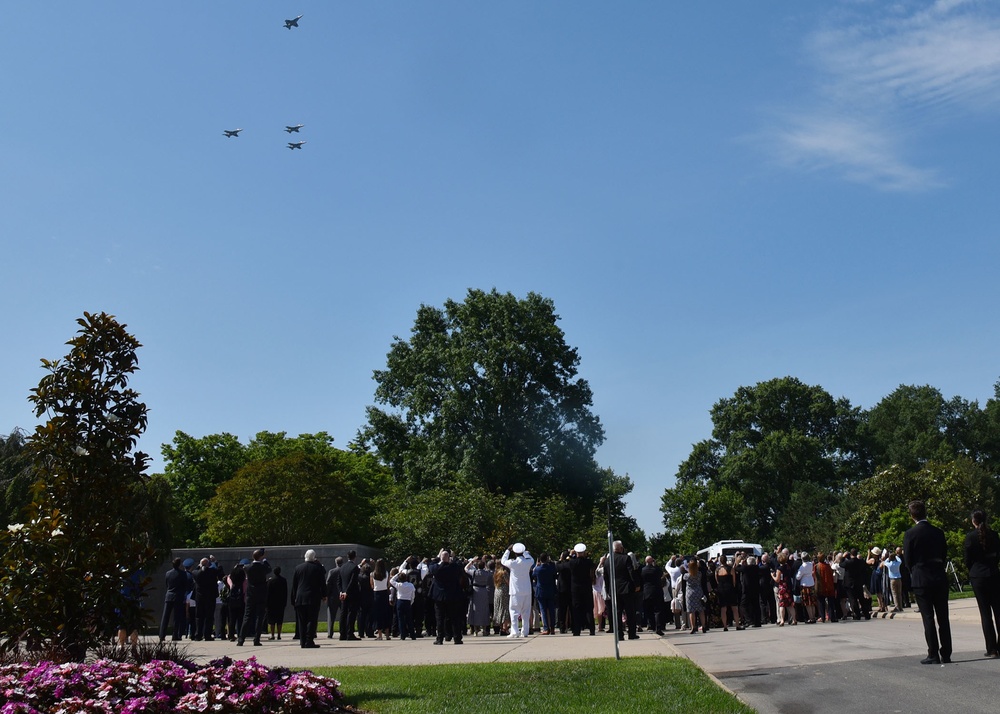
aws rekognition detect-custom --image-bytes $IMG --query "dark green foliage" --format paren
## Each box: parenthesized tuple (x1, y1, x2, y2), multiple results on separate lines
(662, 377, 863, 548)
(374, 469, 643, 563)
(202, 448, 393, 547)
(0, 428, 34, 527)
(0, 312, 157, 661)
(162, 431, 248, 546)
(661, 375, 1000, 555)
(357, 289, 605, 502)
(862, 385, 977, 471)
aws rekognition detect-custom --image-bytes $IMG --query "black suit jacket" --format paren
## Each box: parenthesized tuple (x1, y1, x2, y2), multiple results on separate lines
(610, 553, 637, 596)
(339, 560, 360, 598)
(326, 565, 342, 600)
(292, 560, 327, 607)
(192, 566, 220, 602)
(904, 520, 948, 589)
(640, 564, 664, 600)
(428, 561, 465, 602)
(568, 556, 596, 600)
(964, 528, 1000, 580)
(164, 566, 186, 602)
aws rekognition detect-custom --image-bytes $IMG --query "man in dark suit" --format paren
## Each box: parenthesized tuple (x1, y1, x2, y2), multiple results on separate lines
(640, 555, 665, 636)
(338, 550, 361, 640)
(325, 556, 343, 639)
(192, 558, 220, 641)
(903, 500, 952, 664)
(159, 557, 187, 641)
(291, 549, 327, 648)
(841, 549, 871, 620)
(239, 548, 271, 647)
(609, 540, 639, 640)
(569, 544, 597, 636)
(428, 548, 465, 645)
(556, 550, 573, 634)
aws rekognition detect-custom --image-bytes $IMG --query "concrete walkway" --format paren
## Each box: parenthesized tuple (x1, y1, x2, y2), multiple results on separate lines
(174, 598, 997, 713)
(179, 628, 678, 669)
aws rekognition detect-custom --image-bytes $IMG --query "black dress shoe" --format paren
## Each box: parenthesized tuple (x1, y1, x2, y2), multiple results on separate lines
(920, 656, 941, 664)
(941, 656, 951, 663)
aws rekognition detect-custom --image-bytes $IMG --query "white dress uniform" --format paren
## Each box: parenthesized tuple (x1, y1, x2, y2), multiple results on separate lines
(501, 544, 535, 637)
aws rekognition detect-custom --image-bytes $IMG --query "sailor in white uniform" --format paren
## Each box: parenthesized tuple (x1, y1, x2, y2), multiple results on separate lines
(501, 542, 535, 637)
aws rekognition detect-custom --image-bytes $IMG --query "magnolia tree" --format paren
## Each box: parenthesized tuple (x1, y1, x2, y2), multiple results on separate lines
(0, 312, 157, 660)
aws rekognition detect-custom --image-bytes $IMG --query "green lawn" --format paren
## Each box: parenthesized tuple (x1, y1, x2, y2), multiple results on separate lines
(313, 657, 754, 714)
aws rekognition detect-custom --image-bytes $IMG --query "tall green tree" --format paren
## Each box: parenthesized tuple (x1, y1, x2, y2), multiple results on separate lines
(202, 450, 390, 547)
(863, 384, 980, 472)
(162, 431, 248, 546)
(660, 377, 863, 548)
(357, 289, 605, 501)
(0, 312, 156, 660)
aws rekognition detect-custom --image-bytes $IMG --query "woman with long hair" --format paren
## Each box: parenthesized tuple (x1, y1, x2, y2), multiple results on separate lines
(773, 553, 796, 626)
(493, 564, 511, 635)
(682, 559, 707, 634)
(371, 558, 391, 640)
(964, 510, 1000, 657)
(713, 558, 741, 631)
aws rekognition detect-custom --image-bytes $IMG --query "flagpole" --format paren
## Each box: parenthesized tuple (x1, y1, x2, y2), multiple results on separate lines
(607, 503, 620, 661)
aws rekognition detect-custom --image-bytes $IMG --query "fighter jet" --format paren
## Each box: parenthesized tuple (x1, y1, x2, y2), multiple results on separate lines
(284, 15, 302, 29)
(287, 141, 306, 150)
(223, 128, 243, 138)
(285, 124, 304, 133)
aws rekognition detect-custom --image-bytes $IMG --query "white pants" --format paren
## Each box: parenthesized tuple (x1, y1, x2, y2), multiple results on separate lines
(509, 592, 531, 635)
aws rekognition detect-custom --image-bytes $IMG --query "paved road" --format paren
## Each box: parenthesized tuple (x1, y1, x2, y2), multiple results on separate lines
(668, 597, 1000, 714)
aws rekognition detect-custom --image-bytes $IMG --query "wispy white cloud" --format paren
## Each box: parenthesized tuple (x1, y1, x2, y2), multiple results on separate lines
(765, 0, 1000, 191)
(771, 114, 942, 191)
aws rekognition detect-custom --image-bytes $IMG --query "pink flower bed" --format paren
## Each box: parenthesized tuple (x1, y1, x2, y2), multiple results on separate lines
(0, 656, 346, 713)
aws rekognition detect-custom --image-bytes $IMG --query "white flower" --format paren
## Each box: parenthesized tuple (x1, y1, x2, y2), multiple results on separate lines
(7, 523, 23, 533)
(51, 528, 63, 537)
(74, 446, 90, 456)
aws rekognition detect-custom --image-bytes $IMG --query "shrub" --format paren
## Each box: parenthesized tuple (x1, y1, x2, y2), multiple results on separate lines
(0, 656, 347, 714)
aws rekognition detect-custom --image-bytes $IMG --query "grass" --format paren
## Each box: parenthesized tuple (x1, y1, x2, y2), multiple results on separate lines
(313, 657, 754, 714)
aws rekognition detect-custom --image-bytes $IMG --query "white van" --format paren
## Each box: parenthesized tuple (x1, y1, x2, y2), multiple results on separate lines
(696, 540, 764, 563)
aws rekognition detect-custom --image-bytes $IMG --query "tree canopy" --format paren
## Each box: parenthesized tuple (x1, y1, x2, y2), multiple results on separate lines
(660, 377, 863, 550)
(357, 288, 606, 501)
(0, 312, 158, 660)
(660, 375, 1000, 557)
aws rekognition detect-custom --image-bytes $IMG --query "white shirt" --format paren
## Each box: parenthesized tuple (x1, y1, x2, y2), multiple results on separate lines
(796, 561, 815, 587)
(501, 549, 534, 596)
(390, 573, 415, 601)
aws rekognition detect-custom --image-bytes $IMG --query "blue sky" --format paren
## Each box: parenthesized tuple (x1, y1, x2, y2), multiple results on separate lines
(3, 1, 1000, 540)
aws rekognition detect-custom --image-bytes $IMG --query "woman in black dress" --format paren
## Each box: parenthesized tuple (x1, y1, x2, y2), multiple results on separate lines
(265, 567, 288, 640)
(964, 509, 1000, 657)
(714, 559, 742, 631)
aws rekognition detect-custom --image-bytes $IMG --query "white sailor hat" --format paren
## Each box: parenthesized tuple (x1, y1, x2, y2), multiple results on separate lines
(512, 543, 525, 554)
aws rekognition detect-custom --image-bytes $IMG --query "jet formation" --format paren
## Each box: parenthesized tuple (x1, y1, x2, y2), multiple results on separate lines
(224, 16, 308, 150)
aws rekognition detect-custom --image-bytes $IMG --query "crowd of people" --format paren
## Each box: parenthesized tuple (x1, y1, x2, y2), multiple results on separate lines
(154, 503, 1000, 664)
